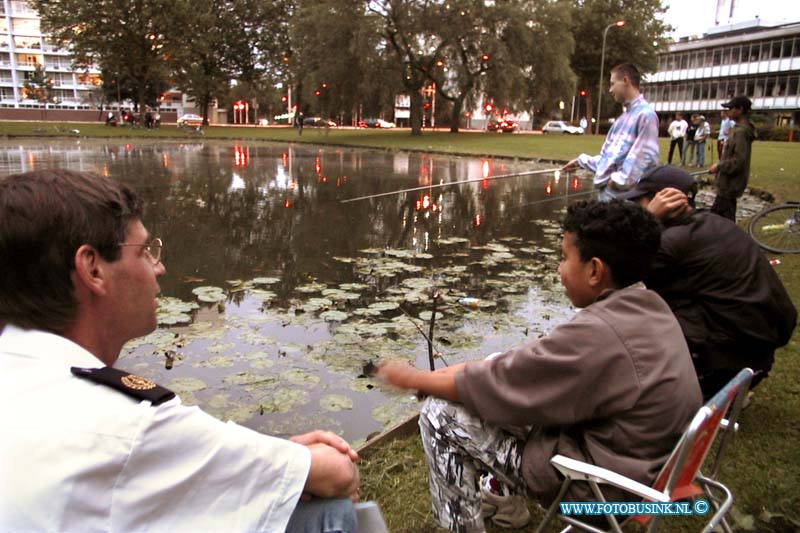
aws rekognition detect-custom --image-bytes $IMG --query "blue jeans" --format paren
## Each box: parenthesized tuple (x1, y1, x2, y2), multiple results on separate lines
(286, 498, 357, 533)
(695, 140, 706, 166)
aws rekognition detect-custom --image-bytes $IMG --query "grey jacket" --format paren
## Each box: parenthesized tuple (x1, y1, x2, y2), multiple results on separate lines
(455, 283, 701, 504)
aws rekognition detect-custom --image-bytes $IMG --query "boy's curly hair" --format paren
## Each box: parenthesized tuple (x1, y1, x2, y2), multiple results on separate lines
(562, 200, 661, 288)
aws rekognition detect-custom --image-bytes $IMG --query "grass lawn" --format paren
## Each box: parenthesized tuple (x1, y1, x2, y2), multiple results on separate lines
(2, 121, 799, 531)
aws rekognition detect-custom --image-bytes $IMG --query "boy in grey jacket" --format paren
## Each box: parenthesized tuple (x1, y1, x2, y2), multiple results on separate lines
(378, 200, 702, 533)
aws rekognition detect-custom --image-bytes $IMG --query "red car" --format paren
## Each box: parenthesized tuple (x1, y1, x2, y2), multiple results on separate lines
(486, 118, 519, 133)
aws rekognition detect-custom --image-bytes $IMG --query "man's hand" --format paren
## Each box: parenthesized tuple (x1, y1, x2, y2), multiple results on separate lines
(561, 159, 580, 172)
(648, 188, 690, 221)
(290, 430, 358, 462)
(708, 163, 719, 174)
(304, 443, 360, 501)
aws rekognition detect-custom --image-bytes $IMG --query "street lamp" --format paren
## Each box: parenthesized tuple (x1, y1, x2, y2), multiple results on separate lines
(595, 19, 625, 135)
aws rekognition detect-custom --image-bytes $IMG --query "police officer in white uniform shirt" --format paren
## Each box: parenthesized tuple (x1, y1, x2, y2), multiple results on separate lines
(0, 169, 360, 532)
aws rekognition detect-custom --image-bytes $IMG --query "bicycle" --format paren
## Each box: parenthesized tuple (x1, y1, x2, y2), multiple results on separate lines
(748, 201, 800, 253)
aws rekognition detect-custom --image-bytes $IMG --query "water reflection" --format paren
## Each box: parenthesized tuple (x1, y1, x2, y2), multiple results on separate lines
(0, 139, 589, 443)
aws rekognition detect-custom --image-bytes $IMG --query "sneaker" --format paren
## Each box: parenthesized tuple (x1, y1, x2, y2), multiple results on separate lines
(479, 475, 531, 529)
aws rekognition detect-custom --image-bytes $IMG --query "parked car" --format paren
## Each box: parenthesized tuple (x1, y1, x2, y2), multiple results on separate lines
(177, 113, 204, 127)
(542, 120, 584, 135)
(359, 118, 396, 129)
(303, 117, 337, 127)
(486, 118, 520, 133)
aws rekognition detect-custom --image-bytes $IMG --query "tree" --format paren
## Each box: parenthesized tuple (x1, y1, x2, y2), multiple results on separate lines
(23, 64, 55, 119)
(290, 0, 396, 124)
(370, 0, 446, 135)
(571, 0, 671, 127)
(32, 0, 176, 113)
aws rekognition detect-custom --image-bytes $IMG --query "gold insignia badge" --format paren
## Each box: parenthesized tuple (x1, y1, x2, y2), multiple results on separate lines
(121, 374, 157, 391)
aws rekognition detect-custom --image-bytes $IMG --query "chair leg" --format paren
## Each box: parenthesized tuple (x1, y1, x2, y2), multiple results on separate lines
(587, 482, 624, 533)
(696, 475, 734, 533)
(534, 480, 573, 533)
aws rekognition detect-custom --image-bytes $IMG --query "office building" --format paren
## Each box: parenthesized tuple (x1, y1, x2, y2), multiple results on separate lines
(642, 19, 800, 126)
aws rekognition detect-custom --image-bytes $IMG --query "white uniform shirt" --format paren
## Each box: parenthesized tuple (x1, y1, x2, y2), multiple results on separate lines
(0, 325, 310, 532)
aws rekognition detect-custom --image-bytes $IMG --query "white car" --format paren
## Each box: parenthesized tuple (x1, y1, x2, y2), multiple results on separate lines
(542, 120, 584, 135)
(376, 119, 396, 128)
(177, 113, 204, 127)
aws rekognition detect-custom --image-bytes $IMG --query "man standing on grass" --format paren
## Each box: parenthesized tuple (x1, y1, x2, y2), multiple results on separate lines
(694, 115, 711, 167)
(717, 109, 735, 159)
(667, 112, 688, 165)
(709, 96, 756, 221)
(378, 200, 700, 533)
(562, 63, 659, 201)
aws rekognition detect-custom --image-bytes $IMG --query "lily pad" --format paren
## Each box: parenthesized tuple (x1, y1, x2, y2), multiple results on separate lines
(258, 388, 309, 413)
(192, 285, 227, 303)
(320, 394, 354, 412)
(320, 310, 349, 321)
(245, 350, 274, 369)
(368, 301, 400, 312)
(339, 283, 370, 291)
(302, 297, 333, 312)
(156, 297, 199, 326)
(353, 307, 382, 317)
(168, 377, 208, 393)
(251, 277, 280, 285)
(296, 282, 328, 293)
(402, 277, 435, 290)
(418, 311, 444, 321)
(281, 367, 321, 387)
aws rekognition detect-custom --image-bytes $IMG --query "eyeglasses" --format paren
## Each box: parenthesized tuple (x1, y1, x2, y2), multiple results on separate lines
(117, 237, 163, 265)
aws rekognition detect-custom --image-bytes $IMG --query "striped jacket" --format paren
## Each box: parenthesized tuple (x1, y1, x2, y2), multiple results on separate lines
(577, 95, 659, 195)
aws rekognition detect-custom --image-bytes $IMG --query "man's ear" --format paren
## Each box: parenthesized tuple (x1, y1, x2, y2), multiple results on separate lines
(587, 257, 607, 287)
(72, 244, 109, 298)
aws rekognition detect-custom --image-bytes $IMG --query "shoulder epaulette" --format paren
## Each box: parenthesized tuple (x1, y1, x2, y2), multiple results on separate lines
(71, 366, 176, 405)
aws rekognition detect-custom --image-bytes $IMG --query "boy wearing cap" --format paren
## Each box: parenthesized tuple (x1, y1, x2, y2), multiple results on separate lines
(693, 115, 711, 167)
(619, 165, 797, 399)
(709, 96, 756, 221)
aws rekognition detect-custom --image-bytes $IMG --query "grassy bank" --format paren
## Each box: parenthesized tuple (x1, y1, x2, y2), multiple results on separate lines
(2, 121, 799, 531)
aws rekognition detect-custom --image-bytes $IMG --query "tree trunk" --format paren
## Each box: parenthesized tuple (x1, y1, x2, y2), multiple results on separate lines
(410, 91, 423, 136)
(449, 96, 464, 133)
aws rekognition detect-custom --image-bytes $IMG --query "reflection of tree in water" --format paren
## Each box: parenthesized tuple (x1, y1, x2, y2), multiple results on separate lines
(23, 141, 570, 301)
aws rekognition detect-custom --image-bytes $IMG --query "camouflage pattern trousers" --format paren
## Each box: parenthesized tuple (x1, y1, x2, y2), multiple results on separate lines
(419, 397, 530, 533)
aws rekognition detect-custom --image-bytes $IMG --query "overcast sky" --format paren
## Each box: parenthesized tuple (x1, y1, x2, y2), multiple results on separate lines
(661, 0, 800, 39)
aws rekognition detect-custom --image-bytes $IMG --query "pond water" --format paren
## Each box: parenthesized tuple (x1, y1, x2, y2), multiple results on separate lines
(0, 139, 588, 444)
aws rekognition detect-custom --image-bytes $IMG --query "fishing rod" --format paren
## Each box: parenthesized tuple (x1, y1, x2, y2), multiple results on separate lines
(340, 167, 563, 203)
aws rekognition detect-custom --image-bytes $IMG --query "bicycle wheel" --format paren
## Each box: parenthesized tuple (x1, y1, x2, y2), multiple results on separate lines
(748, 203, 800, 254)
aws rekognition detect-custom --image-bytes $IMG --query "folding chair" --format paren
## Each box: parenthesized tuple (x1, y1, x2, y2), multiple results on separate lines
(535, 368, 754, 533)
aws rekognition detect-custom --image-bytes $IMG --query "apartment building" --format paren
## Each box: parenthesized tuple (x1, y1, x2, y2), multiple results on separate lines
(642, 19, 800, 126)
(0, 0, 189, 118)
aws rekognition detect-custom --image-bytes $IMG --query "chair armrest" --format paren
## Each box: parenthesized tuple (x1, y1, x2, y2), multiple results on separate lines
(550, 455, 670, 503)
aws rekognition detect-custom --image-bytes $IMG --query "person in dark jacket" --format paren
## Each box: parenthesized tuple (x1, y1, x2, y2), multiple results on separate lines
(709, 96, 756, 221)
(620, 165, 798, 399)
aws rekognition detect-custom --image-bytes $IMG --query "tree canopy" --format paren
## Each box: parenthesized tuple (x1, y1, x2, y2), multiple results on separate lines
(31, 0, 673, 132)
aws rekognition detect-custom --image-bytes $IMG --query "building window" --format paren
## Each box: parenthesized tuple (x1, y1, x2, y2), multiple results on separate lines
(712, 48, 722, 66)
(788, 75, 798, 96)
(730, 45, 741, 64)
(748, 43, 760, 62)
(721, 47, 731, 65)
(746, 79, 756, 97)
(771, 40, 782, 59)
(658, 55, 667, 71)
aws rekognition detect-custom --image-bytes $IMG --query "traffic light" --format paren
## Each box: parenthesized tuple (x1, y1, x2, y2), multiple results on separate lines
(580, 90, 586, 96)
(481, 54, 490, 62)
(484, 103, 493, 112)
(281, 96, 288, 103)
